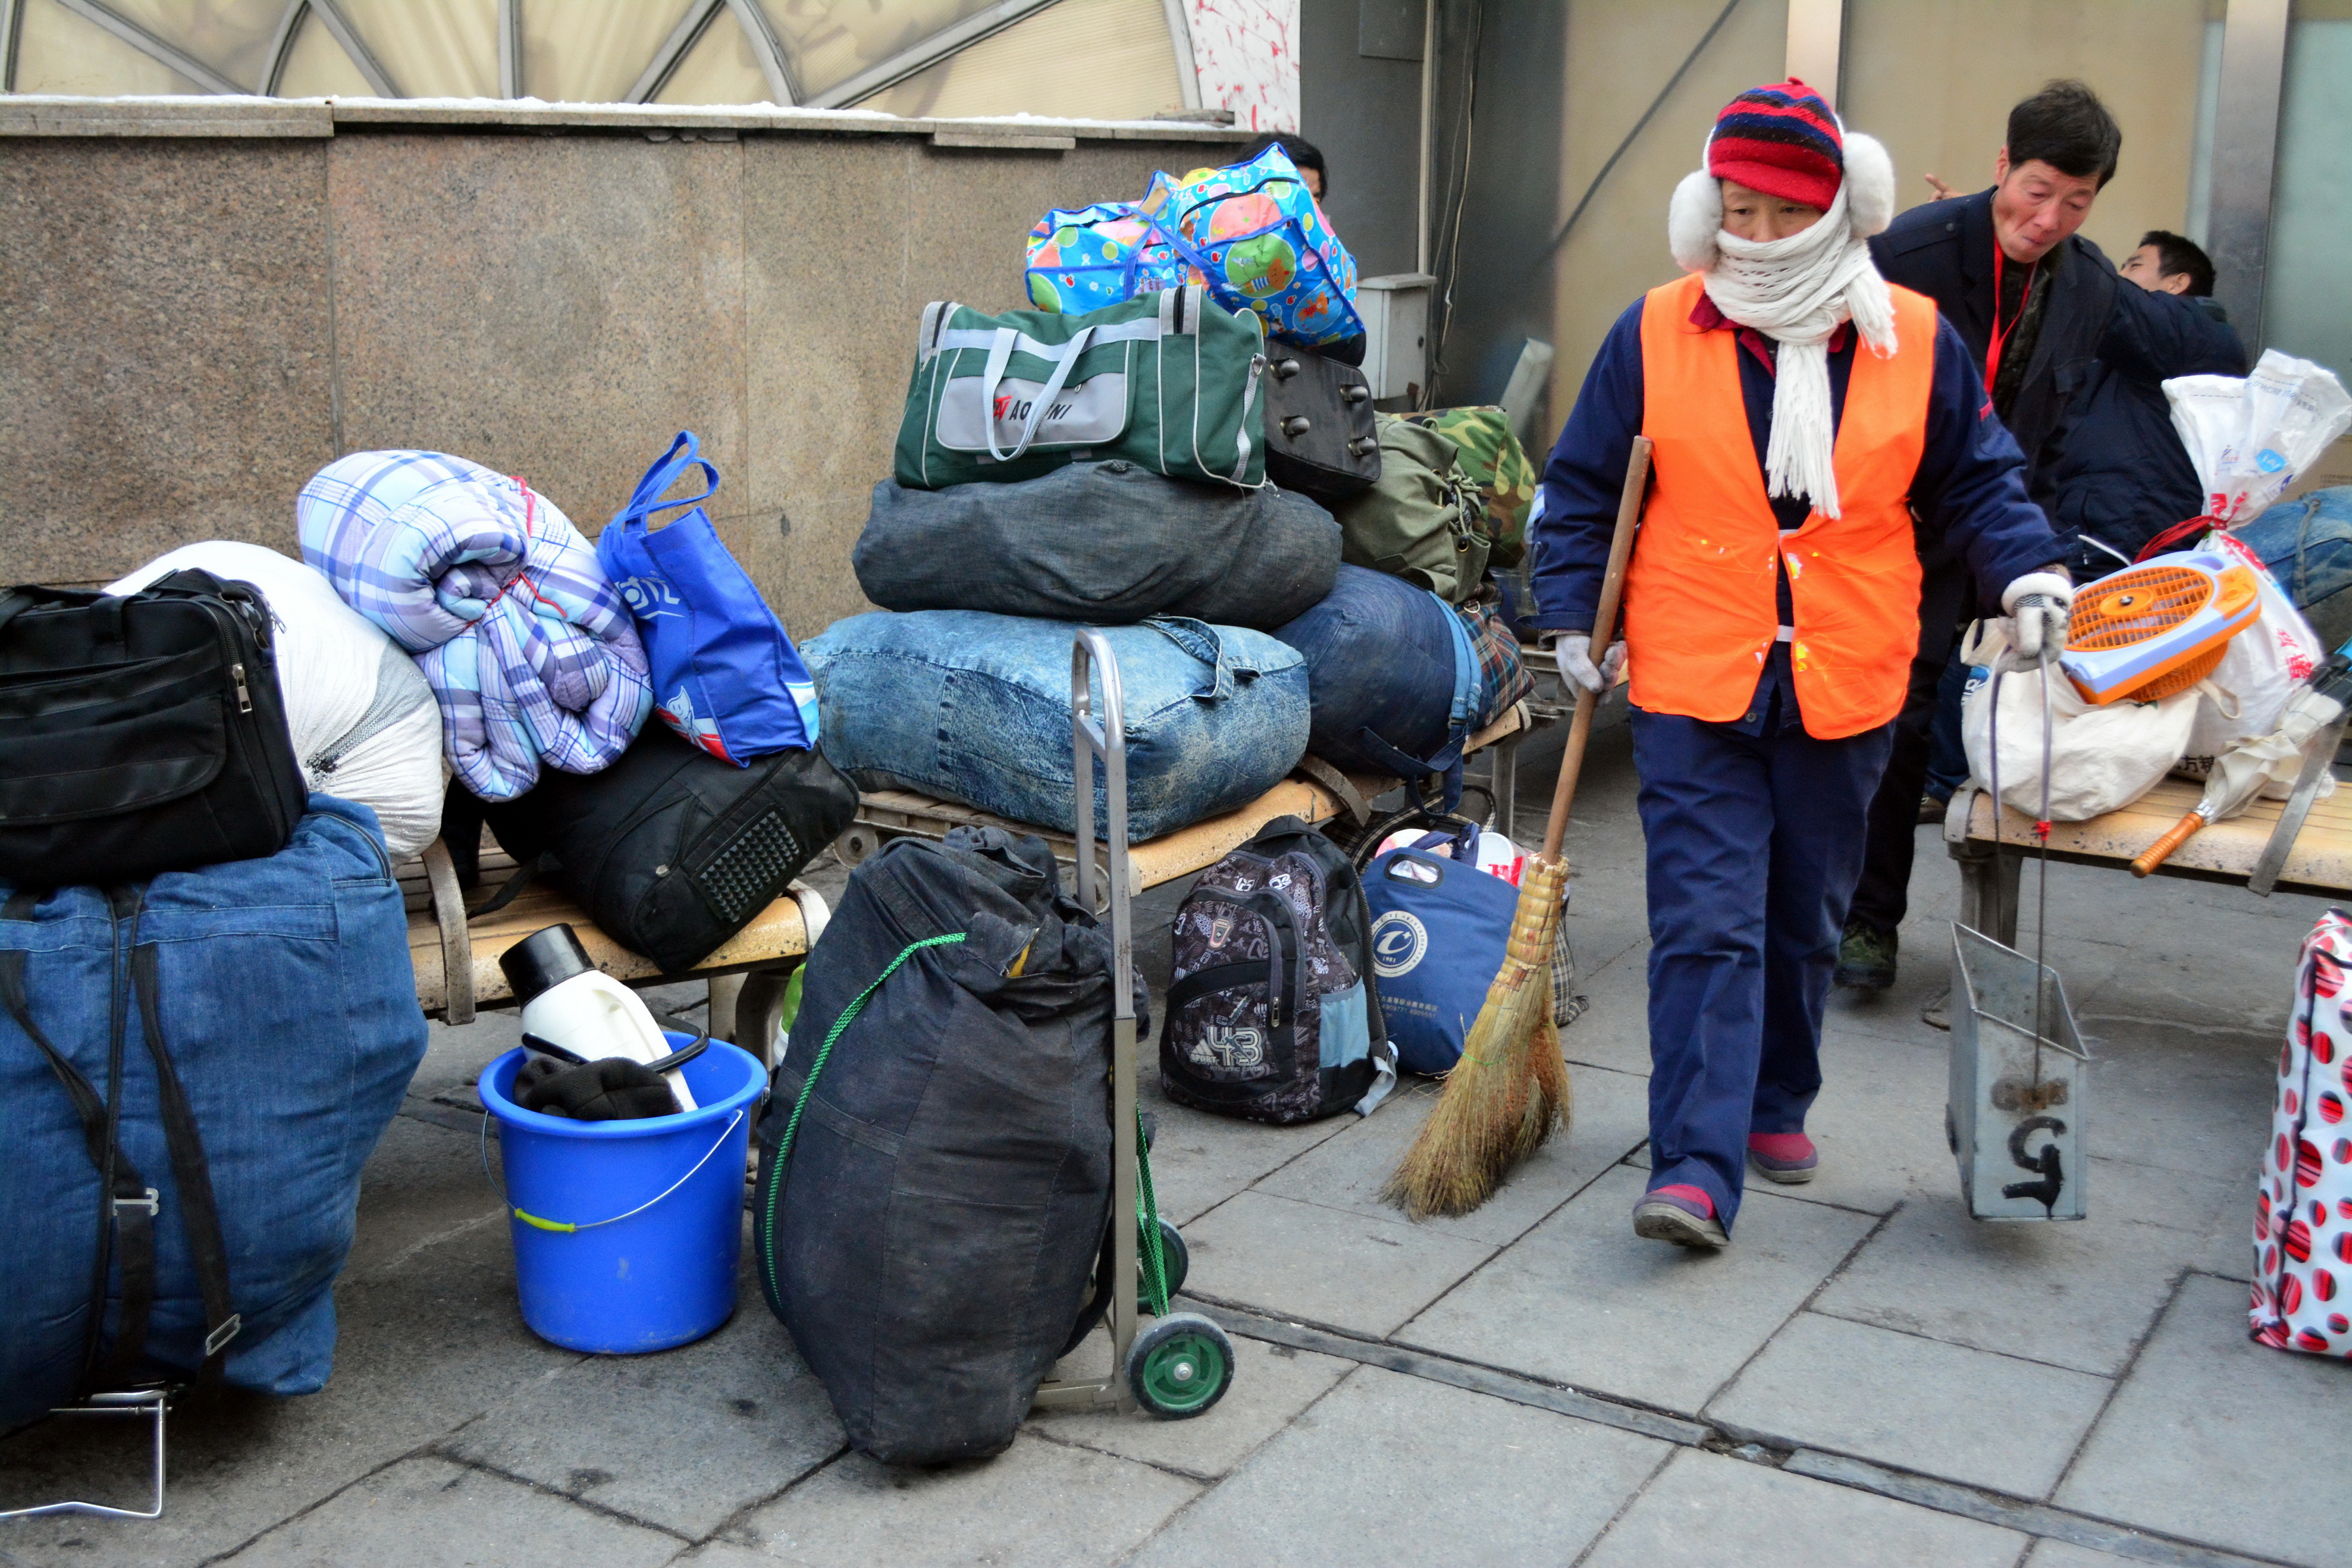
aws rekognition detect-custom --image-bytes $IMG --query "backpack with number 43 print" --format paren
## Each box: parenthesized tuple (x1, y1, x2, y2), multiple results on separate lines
(1161, 815, 1395, 1124)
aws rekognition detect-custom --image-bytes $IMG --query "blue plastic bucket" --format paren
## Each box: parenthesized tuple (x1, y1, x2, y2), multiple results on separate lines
(479, 1033, 764, 1354)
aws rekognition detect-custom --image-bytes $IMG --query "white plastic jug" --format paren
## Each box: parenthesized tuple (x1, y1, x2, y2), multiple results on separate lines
(500, 924, 697, 1111)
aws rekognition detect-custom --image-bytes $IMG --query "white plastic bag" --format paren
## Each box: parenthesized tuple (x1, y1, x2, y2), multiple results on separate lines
(108, 542, 448, 860)
(2178, 529, 2327, 763)
(2166, 350, 2352, 526)
(1961, 621, 2199, 821)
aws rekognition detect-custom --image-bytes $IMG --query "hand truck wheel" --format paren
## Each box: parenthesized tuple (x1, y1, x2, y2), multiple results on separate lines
(1124, 1312, 1233, 1420)
(1141, 1217, 1188, 1313)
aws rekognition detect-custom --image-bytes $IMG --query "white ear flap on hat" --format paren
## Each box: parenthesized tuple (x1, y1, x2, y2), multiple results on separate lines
(1843, 131, 1895, 238)
(1669, 169, 1723, 272)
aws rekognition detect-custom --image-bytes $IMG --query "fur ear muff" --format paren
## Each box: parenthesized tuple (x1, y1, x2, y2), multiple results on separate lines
(1843, 131, 1895, 238)
(1668, 169, 1722, 272)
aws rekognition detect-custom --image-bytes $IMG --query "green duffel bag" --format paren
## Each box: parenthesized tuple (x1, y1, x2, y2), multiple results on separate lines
(895, 284, 1269, 491)
(1330, 416, 1492, 604)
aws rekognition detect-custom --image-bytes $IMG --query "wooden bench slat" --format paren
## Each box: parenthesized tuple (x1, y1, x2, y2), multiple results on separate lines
(1957, 776, 2352, 892)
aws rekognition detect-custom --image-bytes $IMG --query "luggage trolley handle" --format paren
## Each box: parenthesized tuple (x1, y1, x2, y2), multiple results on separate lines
(1071, 629, 1141, 1410)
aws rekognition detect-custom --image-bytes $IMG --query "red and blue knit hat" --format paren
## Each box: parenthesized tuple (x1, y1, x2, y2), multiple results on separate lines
(1707, 78, 1843, 210)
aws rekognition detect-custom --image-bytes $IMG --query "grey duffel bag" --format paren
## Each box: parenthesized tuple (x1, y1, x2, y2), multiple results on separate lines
(853, 459, 1340, 630)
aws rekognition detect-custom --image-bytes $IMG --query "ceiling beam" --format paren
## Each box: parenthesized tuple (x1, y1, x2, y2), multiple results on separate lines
(809, 0, 1067, 110)
(54, 0, 245, 94)
(627, 0, 723, 105)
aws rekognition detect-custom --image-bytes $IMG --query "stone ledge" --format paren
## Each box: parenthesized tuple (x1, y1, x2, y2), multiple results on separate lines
(0, 93, 1250, 145)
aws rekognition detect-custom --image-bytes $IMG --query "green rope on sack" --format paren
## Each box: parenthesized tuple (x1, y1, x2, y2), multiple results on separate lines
(758, 933, 967, 1305)
(1135, 1107, 1172, 1317)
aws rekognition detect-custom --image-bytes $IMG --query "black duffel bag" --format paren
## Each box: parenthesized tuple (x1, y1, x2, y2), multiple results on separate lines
(0, 572, 307, 887)
(853, 461, 1340, 630)
(1262, 344, 1380, 503)
(475, 723, 857, 973)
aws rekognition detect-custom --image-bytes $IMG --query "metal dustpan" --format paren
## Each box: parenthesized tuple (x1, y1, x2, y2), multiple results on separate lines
(1948, 923, 2091, 1221)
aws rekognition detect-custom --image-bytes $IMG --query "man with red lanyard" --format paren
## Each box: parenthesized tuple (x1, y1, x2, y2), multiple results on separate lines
(1528, 82, 2068, 1248)
(1835, 80, 2242, 1002)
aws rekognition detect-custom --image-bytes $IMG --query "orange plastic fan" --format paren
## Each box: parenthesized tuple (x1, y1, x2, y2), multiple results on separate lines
(2060, 557, 2260, 704)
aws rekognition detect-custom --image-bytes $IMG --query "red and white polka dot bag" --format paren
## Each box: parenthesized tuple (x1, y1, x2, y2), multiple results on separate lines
(2252, 908, 2352, 1357)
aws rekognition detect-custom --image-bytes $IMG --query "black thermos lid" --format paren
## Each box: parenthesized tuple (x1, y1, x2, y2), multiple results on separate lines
(500, 923, 595, 1005)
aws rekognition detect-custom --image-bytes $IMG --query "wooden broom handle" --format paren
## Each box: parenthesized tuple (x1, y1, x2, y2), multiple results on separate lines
(2131, 811, 2204, 877)
(1541, 435, 1653, 864)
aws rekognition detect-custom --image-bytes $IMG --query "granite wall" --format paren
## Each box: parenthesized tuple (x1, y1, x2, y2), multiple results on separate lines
(0, 99, 1246, 640)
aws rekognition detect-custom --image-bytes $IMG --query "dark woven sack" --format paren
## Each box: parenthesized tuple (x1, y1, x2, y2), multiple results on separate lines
(753, 828, 1119, 1465)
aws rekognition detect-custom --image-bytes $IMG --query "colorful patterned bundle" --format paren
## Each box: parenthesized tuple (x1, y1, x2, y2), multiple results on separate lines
(1024, 145, 1362, 350)
(2251, 907, 2352, 1359)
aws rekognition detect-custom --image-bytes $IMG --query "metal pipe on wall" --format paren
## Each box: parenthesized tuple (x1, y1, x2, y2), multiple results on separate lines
(1416, 0, 1435, 275)
(2207, 0, 2289, 344)
(1783, 0, 1844, 107)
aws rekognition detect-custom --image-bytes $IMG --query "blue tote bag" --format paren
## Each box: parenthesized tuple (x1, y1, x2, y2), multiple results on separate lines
(598, 433, 819, 764)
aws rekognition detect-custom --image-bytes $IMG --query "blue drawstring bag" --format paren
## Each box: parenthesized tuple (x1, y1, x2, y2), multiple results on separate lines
(599, 433, 819, 764)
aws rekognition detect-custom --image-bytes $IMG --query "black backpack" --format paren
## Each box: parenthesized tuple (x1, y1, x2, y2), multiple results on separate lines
(1160, 815, 1395, 1124)
(0, 572, 307, 887)
(473, 724, 857, 973)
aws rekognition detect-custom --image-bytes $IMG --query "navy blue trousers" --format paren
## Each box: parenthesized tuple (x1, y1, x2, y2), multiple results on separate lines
(1630, 707, 1895, 1228)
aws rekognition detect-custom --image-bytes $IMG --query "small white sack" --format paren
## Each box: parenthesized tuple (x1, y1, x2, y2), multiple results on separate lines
(1961, 621, 2199, 821)
(108, 542, 449, 860)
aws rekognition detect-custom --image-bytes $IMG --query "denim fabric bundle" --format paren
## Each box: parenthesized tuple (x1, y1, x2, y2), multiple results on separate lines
(853, 461, 1339, 629)
(754, 828, 1119, 1463)
(1, 798, 427, 1428)
(298, 451, 653, 802)
(2236, 487, 2352, 653)
(806, 612, 1309, 840)
(1270, 564, 1477, 781)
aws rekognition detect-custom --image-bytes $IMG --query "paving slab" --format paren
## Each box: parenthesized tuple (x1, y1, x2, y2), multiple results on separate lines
(444, 1237, 845, 1537)
(1125, 1364, 1667, 1567)
(697, 1431, 1199, 1567)
(1032, 1331, 1352, 1479)
(0, 1117, 583, 1568)
(1399, 1164, 1877, 1413)
(1176, 1189, 1498, 1338)
(1707, 1311, 2112, 1498)
(1811, 1162, 2245, 1377)
(2056, 1273, 2352, 1567)
(1252, 1063, 1650, 1246)
(1578, 1447, 2027, 1568)
(2021, 1543, 2148, 1566)
(212, 1454, 683, 1566)
(1558, 943, 1655, 1076)
(2068, 1013, 2282, 1183)
(1134, 1068, 1352, 1229)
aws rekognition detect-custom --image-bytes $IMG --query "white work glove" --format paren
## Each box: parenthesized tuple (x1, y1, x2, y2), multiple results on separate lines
(2001, 571, 2074, 666)
(1554, 633, 1625, 696)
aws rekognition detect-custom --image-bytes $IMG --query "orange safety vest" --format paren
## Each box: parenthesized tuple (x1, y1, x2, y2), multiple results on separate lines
(1622, 272, 1938, 739)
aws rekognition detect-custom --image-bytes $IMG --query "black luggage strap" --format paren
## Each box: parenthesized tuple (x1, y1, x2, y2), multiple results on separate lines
(0, 892, 242, 1393)
(521, 1024, 711, 1076)
(1164, 892, 1300, 1100)
(0, 893, 157, 1391)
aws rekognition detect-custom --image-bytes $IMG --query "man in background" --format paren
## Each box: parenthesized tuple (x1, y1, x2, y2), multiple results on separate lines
(1835, 82, 2246, 998)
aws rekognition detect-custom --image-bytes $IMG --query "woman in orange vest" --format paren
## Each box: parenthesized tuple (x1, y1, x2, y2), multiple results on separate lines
(1529, 81, 2072, 1249)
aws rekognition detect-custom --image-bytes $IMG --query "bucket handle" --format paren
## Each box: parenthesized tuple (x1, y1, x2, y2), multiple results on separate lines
(480, 1107, 745, 1233)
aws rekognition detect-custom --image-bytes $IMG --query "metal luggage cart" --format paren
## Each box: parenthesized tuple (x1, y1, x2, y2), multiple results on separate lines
(1030, 629, 1237, 1421)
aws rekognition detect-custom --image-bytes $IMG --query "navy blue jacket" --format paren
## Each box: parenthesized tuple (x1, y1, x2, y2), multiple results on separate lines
(1870, 189, 2246, 576)
(1530, 294, 2061, 638)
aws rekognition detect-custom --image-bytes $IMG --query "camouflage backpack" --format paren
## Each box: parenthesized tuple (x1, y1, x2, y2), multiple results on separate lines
(1161, 816, 1396, 1124)
(1401, 405, 1539, 569)
(1330, 417, 1491, 606)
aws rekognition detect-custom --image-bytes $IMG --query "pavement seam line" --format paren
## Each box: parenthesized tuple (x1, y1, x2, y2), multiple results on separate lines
(1188, 1295, 2298, 1568)
(425, 1450, 698, 1543)
(1795, 1302, 2129, 1380)
(677, 1439, 853, 1554)
(2043, 1265, 2195, 1501)
(1562, 1441, 1684, 1568)
(191, 1439, 491, 1566)
(1690, 1198, 1901, 1418)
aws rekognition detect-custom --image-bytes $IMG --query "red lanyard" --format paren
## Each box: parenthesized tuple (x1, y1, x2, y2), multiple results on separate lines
(1984, 244, 2037, 392)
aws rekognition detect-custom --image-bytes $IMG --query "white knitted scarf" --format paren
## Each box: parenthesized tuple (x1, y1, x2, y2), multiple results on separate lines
(1699, 181, 1896, 519)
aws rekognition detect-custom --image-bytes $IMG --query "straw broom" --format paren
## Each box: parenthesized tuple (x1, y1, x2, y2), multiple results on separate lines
(1384, 436, 1651, 1219)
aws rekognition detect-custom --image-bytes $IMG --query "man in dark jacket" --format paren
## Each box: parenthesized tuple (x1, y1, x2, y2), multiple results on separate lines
(1835, 82, 2247, 996)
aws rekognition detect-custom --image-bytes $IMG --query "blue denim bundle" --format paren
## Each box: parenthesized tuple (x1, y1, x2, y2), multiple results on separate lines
(1270, 564, 1482, 785)
(1, 798, 427, 1426)
(806, 612, 1309, 840)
